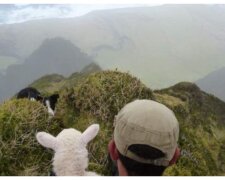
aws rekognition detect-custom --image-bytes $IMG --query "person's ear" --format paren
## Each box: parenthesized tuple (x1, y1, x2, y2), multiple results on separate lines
(108, 139, 119, 161)
(169, 147, 180, 165)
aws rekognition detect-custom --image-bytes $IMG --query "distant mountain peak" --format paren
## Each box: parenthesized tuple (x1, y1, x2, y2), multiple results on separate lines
(0, 37, 94, 102)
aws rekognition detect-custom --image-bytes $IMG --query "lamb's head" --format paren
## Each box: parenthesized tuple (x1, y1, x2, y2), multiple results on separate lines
(36, 124, 100, 175)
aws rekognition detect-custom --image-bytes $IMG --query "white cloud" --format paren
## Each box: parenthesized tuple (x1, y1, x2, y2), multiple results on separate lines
(1, 4, 157, 24)
(7, 5, 74, 23)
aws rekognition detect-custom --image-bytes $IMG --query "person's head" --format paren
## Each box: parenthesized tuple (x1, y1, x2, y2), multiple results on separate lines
(108, 99, 180, 176)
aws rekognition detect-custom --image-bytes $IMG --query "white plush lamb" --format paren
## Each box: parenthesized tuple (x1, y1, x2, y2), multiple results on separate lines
(36, 124, 100, 176)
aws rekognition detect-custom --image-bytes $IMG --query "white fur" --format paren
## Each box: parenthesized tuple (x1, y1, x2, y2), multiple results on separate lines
(36, 124, 100, 176)
(30, 97, 36, 101)
(45, 100, 55, 116)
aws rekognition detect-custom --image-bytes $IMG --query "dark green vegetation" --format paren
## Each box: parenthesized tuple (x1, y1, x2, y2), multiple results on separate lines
(0, 69, 225, 175)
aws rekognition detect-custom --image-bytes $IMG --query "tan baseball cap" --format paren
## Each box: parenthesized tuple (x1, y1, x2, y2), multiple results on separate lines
(113, 99, 179, 166)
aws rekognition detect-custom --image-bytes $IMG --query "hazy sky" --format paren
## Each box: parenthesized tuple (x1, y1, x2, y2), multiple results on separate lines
(0, 4, 157, 24)
(0, 0, 220, 24)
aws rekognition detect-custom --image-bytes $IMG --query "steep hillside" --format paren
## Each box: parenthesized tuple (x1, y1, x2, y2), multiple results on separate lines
(196, 66, 225, 101)
(29, 62, 102, 95)
(1, 5, 225, 88)
(155, 82, 225, 175)
(0, 37, 93, 102)
(0, 70, 225, 175)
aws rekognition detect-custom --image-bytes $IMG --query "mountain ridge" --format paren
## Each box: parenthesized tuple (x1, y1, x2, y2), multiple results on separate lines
(1, 5, 225, 89)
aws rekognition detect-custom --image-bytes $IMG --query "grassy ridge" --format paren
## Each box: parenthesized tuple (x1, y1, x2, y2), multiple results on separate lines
(0, 70, 225, 175)
(56, 70, 154, 175)
(156, 82, 225, 175)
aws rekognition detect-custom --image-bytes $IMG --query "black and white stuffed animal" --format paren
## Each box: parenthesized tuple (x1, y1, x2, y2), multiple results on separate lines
(17, 87, 59, 116)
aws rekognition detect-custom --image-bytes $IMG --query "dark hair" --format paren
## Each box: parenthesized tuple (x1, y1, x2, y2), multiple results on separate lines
(118, 144, 167, 176)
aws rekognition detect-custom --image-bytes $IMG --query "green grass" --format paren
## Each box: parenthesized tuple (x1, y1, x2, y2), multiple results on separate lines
(0, 99, 63, 175)
(29, 74, 65, 95)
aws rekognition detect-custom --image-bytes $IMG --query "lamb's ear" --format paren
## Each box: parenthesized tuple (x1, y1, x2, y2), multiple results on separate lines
(81, 124, 99, 144)
(36, 132, 57, 150)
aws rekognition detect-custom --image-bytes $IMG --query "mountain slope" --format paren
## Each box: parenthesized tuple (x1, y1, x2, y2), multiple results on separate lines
(29, 62, 102, 95)
(0, 37, 93, 102)
(1, 5, 225, 88)
(196, 66, 225, 101)
(154, 82, 225, 175)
